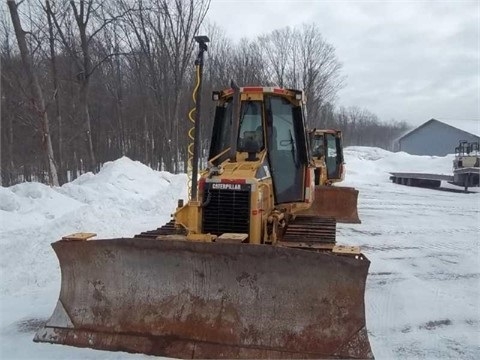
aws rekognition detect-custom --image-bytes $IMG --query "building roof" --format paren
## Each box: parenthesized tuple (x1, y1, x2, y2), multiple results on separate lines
(398, 118, 480, 141)
(438, 119, 480, 137)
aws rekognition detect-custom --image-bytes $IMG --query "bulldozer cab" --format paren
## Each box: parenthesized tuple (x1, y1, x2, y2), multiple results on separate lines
(309, 129, 344, 182)
(209, 87, 310, 205)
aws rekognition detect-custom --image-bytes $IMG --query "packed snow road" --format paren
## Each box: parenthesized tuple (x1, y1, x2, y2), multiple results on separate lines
(340, 148, 479, 359)
(0, 148, 478, 359)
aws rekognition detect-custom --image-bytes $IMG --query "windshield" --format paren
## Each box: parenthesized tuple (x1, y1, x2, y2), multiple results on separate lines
(312, 135, 324, 158)
(325, 133, 339, 179)
(237, 101, 263, 152)
(208, 99, 233, 165)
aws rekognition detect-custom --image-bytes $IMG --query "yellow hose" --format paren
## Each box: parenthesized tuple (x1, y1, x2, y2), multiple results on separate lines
(187, 64, 201, 200)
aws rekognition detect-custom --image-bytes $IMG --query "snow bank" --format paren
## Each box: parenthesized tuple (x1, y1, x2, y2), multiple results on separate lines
(0, 183, 83, 232)
(1, 157, 188, 358)
(0, 156, 187, 298)
(343, 146, 455, 186)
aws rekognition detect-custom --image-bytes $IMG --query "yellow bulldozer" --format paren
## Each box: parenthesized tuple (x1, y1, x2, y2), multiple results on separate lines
(34, 36, 373, 359)
(300, 129, 360, 223)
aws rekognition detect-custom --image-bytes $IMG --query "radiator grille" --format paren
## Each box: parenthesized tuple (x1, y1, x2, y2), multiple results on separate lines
(202, 184, 251, 236)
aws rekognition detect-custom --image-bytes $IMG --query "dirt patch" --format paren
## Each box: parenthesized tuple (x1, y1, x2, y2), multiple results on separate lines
(361, 245, 420, 252)
(418, 273, 480, 281)
(370, 272, 395, 276)
(401, 325, 412, 333)
(445, 339, 466, 356)
(395, 343, 424, 358)
(15, 318, 47, 333)
(348, 229, 382, 236)
(465, 319, 478, 326)
(419, 319, 452, 330)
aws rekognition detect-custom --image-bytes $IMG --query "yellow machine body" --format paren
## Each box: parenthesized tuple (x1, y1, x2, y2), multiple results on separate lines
(34, 85, 372, 358)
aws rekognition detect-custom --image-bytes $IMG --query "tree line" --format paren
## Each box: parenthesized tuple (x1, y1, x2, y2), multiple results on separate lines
(1, 0, 409, 187)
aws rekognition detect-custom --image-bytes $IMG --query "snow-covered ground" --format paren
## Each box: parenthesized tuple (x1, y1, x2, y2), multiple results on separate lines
(1, 148, 478, 359)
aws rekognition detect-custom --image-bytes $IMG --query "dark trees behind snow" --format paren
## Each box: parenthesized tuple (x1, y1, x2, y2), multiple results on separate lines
(0, 0, 409, 186)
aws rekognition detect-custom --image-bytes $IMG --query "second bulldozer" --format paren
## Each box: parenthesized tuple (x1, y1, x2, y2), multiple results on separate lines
(34, 37, 373, 359)
(300, 129, 360, 223)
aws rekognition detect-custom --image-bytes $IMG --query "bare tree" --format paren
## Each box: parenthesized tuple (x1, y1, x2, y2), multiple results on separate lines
(7, 0, 59, 186)
(333, 105, 409, 149)
(153, 0, 210, 172)
(120, 0, 210, 172)
(255, 24, 344, 127)
(259, 27, 294, 87)
(42, 0, 66, 182)
(298, 24, 344, 127)
(230, 38, 268, 86)
(45, 0, 134, 171)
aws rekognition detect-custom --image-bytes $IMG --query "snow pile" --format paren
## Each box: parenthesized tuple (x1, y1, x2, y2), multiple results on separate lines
(1, 157, 188, 296)
(60, 157, 182, 208)
(343, 146, 455, 186)
(0, 157, 187, 359)
(0, 183, 83, 232)
(1, 150, 479, 359)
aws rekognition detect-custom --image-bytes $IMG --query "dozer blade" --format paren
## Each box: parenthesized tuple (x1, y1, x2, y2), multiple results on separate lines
(34, 237, 373, 359)
(302, 186, 361, 223)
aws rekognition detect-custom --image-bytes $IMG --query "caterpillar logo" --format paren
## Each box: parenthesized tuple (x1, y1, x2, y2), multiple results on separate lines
(211, 183, 250, 190)
(211, 183, 243, 190)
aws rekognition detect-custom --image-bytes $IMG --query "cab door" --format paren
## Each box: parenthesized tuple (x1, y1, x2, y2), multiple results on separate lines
(265, 96, 309, 204)
(325, 131, 344, 180)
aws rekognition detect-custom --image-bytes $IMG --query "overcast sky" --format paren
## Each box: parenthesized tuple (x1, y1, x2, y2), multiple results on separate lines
(206, 0, 479, 126)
